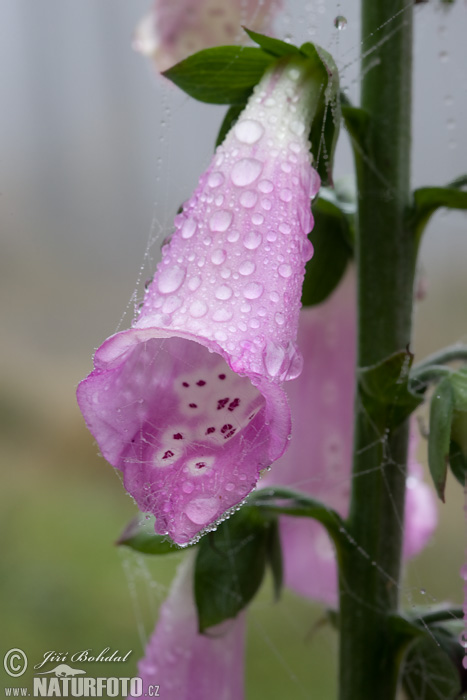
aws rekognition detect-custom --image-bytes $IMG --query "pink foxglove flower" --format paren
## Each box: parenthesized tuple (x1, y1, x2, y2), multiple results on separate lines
(128, 552, 245, 700)
(77, 60, 320, 545)
(264, 266, 438, 606)
(134, 0, 282, 72)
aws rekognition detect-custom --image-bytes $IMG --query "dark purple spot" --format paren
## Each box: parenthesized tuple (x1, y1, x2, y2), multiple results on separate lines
(228, 398, 240, 412)
(218, 373, 226, 380)
(195, 461, 207, 470)
(217, 397, 229, 410)
(223, 429, 236, 439)
(182, 382, 189, 388)
(221, 424, 233, 434)
(173, 433, 183, 440)
(162, 450, 174, 460)
(206, 427, 216, 435)
(196, 380, 206, 386)
(189, 403, 198, 409)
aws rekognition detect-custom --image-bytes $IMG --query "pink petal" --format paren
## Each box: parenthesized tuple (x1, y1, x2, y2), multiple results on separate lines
(263, 266, 438, 605)
(128, 553, 245, 700)
(134, 0, 283, 72)
(77, 61, 320, 545)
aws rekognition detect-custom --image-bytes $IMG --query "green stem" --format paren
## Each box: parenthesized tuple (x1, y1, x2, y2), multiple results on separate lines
(339, 2, 415, 699)
(412, 344, 467, 373)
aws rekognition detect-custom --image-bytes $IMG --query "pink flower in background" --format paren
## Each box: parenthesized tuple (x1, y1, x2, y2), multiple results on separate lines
(134, 0, 282, 72)
(77, 60, 320, 545)
(264, 266, 438, 606)
(128, 552, 246, 700)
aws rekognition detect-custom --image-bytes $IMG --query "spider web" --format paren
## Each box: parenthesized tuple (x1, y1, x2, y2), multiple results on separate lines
(110, 2, 467, 698)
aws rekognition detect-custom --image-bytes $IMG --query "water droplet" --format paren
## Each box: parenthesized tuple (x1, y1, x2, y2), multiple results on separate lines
(211, 249, 227, 265)
(185, 497, 219, 525)
(231, 158, 263, 187)
(420, 588, 426, 595)
(278, 263, 292, 278)
(162, 296, 181, 314)
(279, 188, 293, 203)
(189, 300, 208, 318)
(334, 15, 347, 30)
(290, 120, 305, 136)
(215, 194, 224, 207)
(244, 282, 264, 300)
(266, 231, 277, 242)
(209, 210, 233, 232)
(234, 119, 264, 144)
(188, 275, 201, 292)
(220, 267, 231, 279)
(261, 198, 272, 211)
(279, 222, 291, 235)
(239, 191, 258, 209)
(207, 171, 224, 188)
(157, 265, 186, 294)
(227, 229, 240, 243)
(182, 482, 195, 494)
(249, 318, 260, 329)
(215, 284, 233, 301)
(288, 67, 301, 81)
(241, 302, 251, 313)
(258, 179, 274, 194)
(181, 218, 197, 239)
(265, 97, 276, 107)
(239, 260, 256, 276)
(243, 230, 262, 250)
(275, 312, 285, 326)
(225, 482, 235, 491)
(213, 308, 233, 322)
(251, 213, 264, 225)
(263, 341, 286, 378)
(281, 162, 292, 173)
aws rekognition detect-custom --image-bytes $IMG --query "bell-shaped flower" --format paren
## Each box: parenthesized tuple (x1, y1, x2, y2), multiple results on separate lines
(134, 0, 282, 72)
(77, 59, 320, 545)
(128, 552, 246, 700)
(263, 266, 438, 606)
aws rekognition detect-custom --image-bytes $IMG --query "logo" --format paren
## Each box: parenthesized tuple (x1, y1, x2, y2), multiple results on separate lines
(4, 649, 28, 678)
(35, 664, 86, 678)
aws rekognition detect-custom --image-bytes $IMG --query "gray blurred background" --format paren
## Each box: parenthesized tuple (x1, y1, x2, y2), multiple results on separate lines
(0, 1, 466, 697)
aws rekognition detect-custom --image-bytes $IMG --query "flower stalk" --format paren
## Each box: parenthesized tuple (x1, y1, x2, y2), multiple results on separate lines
(338, 1, 415, 698)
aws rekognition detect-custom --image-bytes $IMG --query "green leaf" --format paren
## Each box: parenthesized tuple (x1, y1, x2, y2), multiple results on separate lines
(215, 103, 247, 148)
(300, 42, 341, 186)
(412, 185, 467, 244)
(428, 377, 454, 502)
(163, 46, 274, 104)
(194, 505, 272, 631)
(358, 350, 425, 430)
(243, 27, 301, 58)
(342, 105, 370, 159)
(402, 634, 461, 700)
(251, 487, 345, 552)
(265, 517, 283, 601)
(449, 439, 467, 487)
(301, 195, 353, 306)
(116, 516, 188, 555)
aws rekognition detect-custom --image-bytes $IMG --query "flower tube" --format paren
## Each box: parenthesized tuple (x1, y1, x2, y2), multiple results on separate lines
(134, 0, 282, 72)
(264, 266, 438, 605)
(78, 58, 321, 545)
(128, 552, 245, 700)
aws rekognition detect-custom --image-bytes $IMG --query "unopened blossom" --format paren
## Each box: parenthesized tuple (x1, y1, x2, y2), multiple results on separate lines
(134, 0, 282, 72)
(77, 59, 320, 545)
(128, 552, 245, 700)
(263, 266, 438, 606)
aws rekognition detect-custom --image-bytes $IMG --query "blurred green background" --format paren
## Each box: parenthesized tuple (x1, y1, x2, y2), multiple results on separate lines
(1, 1, 466, 698)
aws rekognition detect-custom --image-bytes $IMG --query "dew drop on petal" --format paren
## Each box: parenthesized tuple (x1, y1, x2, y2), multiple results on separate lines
(188, 275, 201, 292)
(157, 265, 186, 294)
(182, 482, 195, 494)
(215, 284, 233, 301)
(227, 229, 240, 243)
(251, 213, 264, 225)
(280, 188, 293, 202)
(258, 179, 274, 194)
(207, 171, 224, 188)
(238, 260, 256, 276)
(225, 482, 235, 492)
(162, 296, 182, 314)
(261, 198, 272, 211)
(243, 282, 264, 300)
(239, 190, 258, 209)
(211, 249, 227, 265)
(213, 307, 233, 322)
(278, 263, 292, 278)
(270, 291, 279, 303)
(275, 312, 285, 326)
(181, 218, 197, 239)
(189, 300, 208, 318)
(231, 158, 263, 187)
(209, 210, 233, 232)
(234, 119, 264, 144)
(185, 497, 219, 525)
(266, 231, 277, 243)
(243, 230, 262, 250)
(279, 222, 291, 235)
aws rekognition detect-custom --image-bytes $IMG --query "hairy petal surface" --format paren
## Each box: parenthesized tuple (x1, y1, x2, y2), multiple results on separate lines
(128, 552, 245, 700)
(263, 266, 438, 605)
(134, 0, 282, 72)
(78, 61, 319, 545)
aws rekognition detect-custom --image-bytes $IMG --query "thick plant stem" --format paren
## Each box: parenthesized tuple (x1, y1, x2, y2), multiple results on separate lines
(338, 2, 415, 699)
